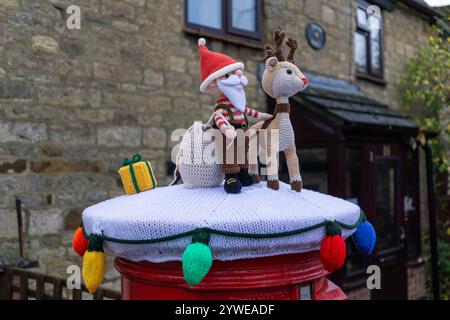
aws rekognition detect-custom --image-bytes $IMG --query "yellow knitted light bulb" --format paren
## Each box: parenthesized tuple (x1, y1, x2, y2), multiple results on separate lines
(82, 236, 106, 294)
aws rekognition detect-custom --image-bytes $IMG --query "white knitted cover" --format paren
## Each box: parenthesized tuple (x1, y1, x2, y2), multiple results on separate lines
(82, 182, 361, 263)
(178, 122, 224, 188)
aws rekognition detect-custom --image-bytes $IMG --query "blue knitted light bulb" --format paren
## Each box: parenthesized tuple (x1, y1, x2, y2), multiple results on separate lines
(352, 220, 376, 256)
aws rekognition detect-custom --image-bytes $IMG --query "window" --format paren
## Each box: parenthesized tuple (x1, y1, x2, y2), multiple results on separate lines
(345, 147, 363, 206)
(374, 159, 397, 250)
(354, 0, 384, 79)
(297, 148, 328, 193)
(187, 0, 222, 30)
(345, 147, 365, 274)
(278, 148, 328, 193)
(185, 0, 263, 41)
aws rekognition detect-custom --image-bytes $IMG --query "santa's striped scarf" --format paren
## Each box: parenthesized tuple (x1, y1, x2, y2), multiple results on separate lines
(213, 97, 259, 130)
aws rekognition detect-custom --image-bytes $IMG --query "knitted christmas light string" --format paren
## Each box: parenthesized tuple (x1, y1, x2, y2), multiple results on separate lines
(81, 210, 365, 243)
(77, 210, 376, 293)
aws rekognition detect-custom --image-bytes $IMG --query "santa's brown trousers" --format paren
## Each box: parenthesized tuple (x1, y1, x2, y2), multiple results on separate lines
(217, 131, 249, 174)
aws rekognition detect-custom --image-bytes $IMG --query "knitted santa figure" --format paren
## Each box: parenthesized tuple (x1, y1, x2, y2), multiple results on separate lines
(198, 38, 271, 194)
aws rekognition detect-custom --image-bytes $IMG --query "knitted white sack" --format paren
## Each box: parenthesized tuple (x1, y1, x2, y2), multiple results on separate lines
(178, 121, 224, 188)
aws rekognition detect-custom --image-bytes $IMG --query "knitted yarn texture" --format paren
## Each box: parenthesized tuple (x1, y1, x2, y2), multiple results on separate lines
(198, 38, 244, 92)
(353, 220, 376, 256)
(178, 121, 224, 188)
(82, 182, 361, 263)
(182, 242, 213, 286)
(82, 236, 106, 294)
(72, 226, 88, 256)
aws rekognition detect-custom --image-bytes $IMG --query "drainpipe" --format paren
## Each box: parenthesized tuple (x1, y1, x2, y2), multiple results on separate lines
(419, 134, 440, 300)
(15, 198, 24, 258)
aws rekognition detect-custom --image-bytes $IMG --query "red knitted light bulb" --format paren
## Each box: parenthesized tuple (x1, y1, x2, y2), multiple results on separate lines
(72, 226, 89, 256)
(320, 235, 346, 272)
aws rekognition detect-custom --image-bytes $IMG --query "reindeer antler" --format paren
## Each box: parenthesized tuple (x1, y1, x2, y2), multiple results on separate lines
(261, 30, 286, 62)
(274, 30, 286, 61)
(261, 44, 276, 62)
(286, 37, 297, 64)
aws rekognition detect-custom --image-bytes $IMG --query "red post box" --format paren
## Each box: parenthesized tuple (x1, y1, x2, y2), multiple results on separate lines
(114, 251, 347, 300)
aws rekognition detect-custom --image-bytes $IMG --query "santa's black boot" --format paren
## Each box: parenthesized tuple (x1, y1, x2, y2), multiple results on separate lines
(224, 174, 242, 194)
(237, 168, 254, 187)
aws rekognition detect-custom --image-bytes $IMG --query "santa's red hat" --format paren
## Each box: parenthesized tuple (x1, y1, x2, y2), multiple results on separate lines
(198, 38, 244, 92)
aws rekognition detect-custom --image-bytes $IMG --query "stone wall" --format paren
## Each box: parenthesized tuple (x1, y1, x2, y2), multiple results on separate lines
(0, 0, 267, 289)
(0, 0, 434, 294)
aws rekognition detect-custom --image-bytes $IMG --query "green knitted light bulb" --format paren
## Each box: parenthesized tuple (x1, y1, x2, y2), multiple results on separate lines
(182, 242, 213, 286)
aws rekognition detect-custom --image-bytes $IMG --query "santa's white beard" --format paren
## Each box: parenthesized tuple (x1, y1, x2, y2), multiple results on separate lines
(217, 74, 248, 112)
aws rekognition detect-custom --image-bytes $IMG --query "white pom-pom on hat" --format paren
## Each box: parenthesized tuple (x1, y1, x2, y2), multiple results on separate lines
(198, 38, 206, 46)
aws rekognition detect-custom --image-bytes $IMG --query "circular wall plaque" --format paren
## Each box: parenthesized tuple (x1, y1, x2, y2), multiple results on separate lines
(306, 23, 326, 50)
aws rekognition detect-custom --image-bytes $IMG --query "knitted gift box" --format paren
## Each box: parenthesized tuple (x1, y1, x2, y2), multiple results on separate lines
(119, 154, 157, 195)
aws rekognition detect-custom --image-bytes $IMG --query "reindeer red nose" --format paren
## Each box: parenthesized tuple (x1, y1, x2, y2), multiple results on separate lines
(302, 77, 308, 86)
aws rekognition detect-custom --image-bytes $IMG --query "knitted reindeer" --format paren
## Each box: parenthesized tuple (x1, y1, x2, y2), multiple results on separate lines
(248, 31, 308, 192)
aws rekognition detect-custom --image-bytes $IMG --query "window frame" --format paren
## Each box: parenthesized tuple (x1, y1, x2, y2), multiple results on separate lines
(404, 147, 421, 260)
(185, 0, 263, 42)
(344, 146, 367, 277)
(354, 0, 385, 81)
(226, 0, 263, 40)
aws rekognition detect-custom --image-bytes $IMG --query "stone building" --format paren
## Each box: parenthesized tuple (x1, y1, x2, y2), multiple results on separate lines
(0, 0, 442, 298)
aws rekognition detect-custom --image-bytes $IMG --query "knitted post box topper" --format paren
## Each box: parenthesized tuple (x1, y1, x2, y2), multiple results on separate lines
(81, 184, 368, 289)
(249, 31, 308, 192)
(118, 154, 157, 195)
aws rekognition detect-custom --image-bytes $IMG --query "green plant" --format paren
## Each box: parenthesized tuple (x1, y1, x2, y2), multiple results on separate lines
(422, 235, 450, 300)
(401, 27, 450, 300)
(399, 29, 450, 173)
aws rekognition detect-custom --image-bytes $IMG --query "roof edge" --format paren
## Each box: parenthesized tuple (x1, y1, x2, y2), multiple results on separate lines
(398, 0, 444, 20)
